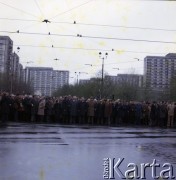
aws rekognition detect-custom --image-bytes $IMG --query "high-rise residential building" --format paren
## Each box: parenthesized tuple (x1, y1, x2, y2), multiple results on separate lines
(0, 36, 13, 75)
(11, 52, 23, 81)
(24, 67, 69, 96)
(144, 53, 176, 89)
(18, 63, 23, 82)
(105, 74, 143, 87)
(52, 70, 69, 92)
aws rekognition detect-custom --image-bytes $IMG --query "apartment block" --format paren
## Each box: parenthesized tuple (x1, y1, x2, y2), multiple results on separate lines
(144, 53, 176, 89)
(105, 74, 143, 87)
(0, 36, 13, 75)
(24, 67, 69, 96)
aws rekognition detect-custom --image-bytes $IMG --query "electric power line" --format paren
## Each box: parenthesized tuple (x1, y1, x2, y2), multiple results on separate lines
(50, 0, 94, 20)
(1, 17, 176, 32)
(95, 60, 143, 66)
(34, 0, 45, 18)
(0, 1, 39, 19)
(1, 30, 176, 44)
(14, 44, 108, 51)
(0, 17, 38, 22)
(12, 43, 165, 55)
(71, 65, 144, 76)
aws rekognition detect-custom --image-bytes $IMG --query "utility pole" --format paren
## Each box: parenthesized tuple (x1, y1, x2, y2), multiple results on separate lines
(99, 52, 108, 99)
(75, 72, 80, 85)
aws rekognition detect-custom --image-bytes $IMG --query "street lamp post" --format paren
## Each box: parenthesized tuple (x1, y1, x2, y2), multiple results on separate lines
(99, 52, 108, 99)
(75, 72, 88, 85)
(75, 72, 80, 84)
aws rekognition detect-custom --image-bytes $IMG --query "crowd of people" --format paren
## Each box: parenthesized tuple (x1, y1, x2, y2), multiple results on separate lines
(0, 92, 176, 128)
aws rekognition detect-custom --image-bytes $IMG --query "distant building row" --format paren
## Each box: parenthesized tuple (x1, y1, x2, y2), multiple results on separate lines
(1, 35, 176, 94)
(0, 36, 69, 95)
(79, 74, 143, 87)
(80, 53, 176, 90)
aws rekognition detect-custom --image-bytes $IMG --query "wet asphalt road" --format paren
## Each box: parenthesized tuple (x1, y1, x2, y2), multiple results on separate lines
(0, 123, 176, 180)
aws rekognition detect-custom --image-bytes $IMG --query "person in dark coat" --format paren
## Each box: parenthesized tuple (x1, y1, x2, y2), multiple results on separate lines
(159, 102, 167, 127)
(70, 97, 78, 124)
(8, 95, 15, 122)
(99, 100, 105, 125)
(30, 96, 39, 122)
(135, 102, 142, 125)
(174, 102, 176, 127)
(53, 98, 62, 123)
(94, 100, 100, 125)
(23, 95, 32, 122)
(18, 95, 25, 122)
(45, 97, 53, 123)
(87, 98, 95, 125)
(77, 97, 88, 124)
(150, 102, 158, 126)
(129, 102, 136, 125)
(62, 96, 71, 124)
(123, 102, 130, 125)
(114, 101, 121, 125)
(13, 95, 20, 122)
(104, 99, 112, 126)
(0, 93, 11, 123)
(142, 102, 150, 126)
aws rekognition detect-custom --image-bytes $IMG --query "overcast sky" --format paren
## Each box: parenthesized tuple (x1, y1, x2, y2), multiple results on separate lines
(0, 0, 176, 83)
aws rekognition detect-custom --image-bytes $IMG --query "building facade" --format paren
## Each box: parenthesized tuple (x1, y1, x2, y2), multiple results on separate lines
(11, 52, 23, 82)
(79, 79, 92, 85)
(0, 36, 13, 75)
(24, 67, 69, 96)
(144, 53, 176, 89)
(52, 70, 69, 92)
(105, 74, 143, 87)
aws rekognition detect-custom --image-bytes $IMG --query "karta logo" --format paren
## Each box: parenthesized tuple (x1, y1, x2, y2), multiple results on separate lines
(103, 158, 175, 179)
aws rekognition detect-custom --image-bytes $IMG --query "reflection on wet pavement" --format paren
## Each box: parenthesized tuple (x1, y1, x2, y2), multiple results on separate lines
(0, 123, 176, 180)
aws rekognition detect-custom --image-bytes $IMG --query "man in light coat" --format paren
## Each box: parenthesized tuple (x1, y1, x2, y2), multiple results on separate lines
(37, 97, 46, 123)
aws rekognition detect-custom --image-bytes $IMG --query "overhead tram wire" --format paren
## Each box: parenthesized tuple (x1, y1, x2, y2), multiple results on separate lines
(0, 1, 43, 33)
(0, 1, 39, 19)
(0, 17, 39, 22)
(45, 9, 106, 55)
(1, 17, 176, 32)
(71, 60, 143, 72)
(12, 44, 165, 55)
(13, 44, 110, 51)
(49, 0, 94, 20)
(45, 22, 58, 58)
(64, 22, 176, 32)
(16, 21, 43, 32)
(34, 0, 45, 18)
(93, 60, 142, 67)
(1, 30, 176, 44)
(58, 0, 87, 53)
(70, 66, 144, 76)
(69, 57, 147, 71)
